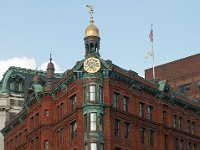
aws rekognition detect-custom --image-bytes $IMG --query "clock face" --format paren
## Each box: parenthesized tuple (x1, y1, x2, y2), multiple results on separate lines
(84, 57, 101, 73)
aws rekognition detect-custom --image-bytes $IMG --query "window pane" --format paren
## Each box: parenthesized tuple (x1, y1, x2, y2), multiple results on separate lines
(115, 119, 120, 136)
(139, 103, 144, 117)
(90, 85, 96, 92)
(113, 93, 119, 108)
(173, 115, 177, 128)
(85, 144, 88, 150)
(178, 83, 191, 94)
(99, 86, 103, 102)
(91, 143, 97, 150)
(140, 127, 145, 144)
(99, 114, 103, 131)
(44, 140, 49, 150)
(90, 113, 97, 131)
(125, 122, 130, 139)
(100, 143, 104, 150)
(123, 97, 128, 112)
(90, 86, 96, 101)
(148, 106, 153, 120)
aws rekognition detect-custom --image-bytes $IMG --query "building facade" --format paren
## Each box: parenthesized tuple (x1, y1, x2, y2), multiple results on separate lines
(2, 13, 200, 150)
(145, 54, 200, 101)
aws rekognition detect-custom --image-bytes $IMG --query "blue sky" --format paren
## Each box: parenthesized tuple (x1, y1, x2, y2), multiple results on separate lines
(0, 1, 199, 78)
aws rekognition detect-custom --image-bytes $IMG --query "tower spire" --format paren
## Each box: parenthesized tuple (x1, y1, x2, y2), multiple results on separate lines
(44, 54, 55, 92)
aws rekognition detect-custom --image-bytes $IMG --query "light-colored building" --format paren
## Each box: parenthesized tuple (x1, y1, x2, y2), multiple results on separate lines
(0, 66, 61, 149)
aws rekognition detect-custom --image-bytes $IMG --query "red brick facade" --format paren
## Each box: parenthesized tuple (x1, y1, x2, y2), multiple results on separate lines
(2, 63, 200, 150)
(145, 54, 200, 100)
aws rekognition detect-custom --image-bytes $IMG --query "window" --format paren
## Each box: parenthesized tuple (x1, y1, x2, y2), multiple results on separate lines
(57, 130, 61, 146)
(30, 140, 34, 150)
(89, 85, 96, 101)
(99, 114, 103, 131)
(91, 143, 97, 150)
(44, 140, 49, 150)
(15, 135, 17, 147)
(178, 117, 182, 130)
(163, 110, 167, 123)
(164, 134, 168, 150)
(180, 140, 183, 150)
(57, 105, 59, 118)
(191, 121, 195, 134)
(70, 121, 77, 139)
(10, 82, 23, 92)
(31, 117, 34, 129)
(84, 114, 87, 131)
(139, 102, 144, 117)
(113, 93, 119, 108)
(60, 103, 64, 117)
(70, 95, 76, 111)
(100, 143, 104, 150)
(19, 132, 22, 144)
(123, 97, 129, 112)
(125, 122, 130, 139)
(148, 106, 153, 120)
(187, 120, 190, 132)
(196, 80, 200, 90)
(123, 96, 129, 112)
(85, 144, 88, 150)
(173, 115, 177, 128)
(175, 138, 178, 150)
(178, 83, 191, 94)
(150, 130, 154, 147)
(140, 127, 145, 144)
(99, 86, 103, 103)
(114, 119, 120, 137)
(84, 85, 103, 103)
(193, 143, 197, 150)
(45, 110, 49, 117)
(10, 99, 15, 106)
(61, 128, 64, 146)
(18, 100, 24, 107)
(35, 113, 39, 127)
(90, 113, 97, 131)
(188, 142, 191, 150)
(35, 137, 39, 150)
(10, 139, 13, 150)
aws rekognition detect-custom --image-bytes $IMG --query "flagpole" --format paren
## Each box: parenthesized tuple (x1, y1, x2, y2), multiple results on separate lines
(152, 36, 155, 80)
(151, 24, 156, 80)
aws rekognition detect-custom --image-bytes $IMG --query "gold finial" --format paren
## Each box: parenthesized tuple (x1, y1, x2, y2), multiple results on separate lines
(86, 5, 94, 23)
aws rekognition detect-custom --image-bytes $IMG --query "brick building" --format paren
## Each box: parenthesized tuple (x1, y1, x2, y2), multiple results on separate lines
(2, 11, 200, 150)
(145, 54, 200, 101)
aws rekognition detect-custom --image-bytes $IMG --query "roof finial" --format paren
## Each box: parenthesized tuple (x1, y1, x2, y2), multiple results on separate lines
(86, 5, 94, 23)
(50, 53, 52, 62)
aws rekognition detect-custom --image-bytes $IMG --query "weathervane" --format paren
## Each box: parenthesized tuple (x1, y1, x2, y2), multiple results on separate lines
(86, 5, 94, 23)
(50, 53, 52, 62)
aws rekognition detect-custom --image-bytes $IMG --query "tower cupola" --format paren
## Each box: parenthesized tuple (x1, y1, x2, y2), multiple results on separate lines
(84, 5, 100, 58)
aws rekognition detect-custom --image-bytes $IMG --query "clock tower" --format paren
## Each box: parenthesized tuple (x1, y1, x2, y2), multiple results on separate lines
(82, 5, 105, 149)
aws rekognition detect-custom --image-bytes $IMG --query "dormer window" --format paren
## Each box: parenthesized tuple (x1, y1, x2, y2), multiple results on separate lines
(9, 74, 24, 92)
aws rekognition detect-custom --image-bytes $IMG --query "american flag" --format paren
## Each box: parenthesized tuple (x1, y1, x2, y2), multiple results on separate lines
(149, 29, 153, 42)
